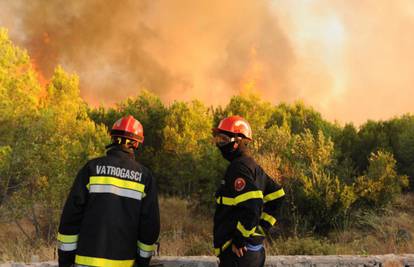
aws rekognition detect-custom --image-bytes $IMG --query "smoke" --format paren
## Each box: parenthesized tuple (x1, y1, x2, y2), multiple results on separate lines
(276, 0, 414, 124)
(0, 0, 293, 106)
(325, 0, 414, 124)
(1, 0, 414, 124)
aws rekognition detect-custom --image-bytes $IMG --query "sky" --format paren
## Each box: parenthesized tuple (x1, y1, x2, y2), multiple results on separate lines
(0, 0, 413, 125)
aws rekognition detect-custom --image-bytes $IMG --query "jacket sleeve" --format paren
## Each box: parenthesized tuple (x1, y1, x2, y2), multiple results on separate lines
(259, 173, 285, 233)
(135, 171, 160, 267)
(227, 162, 263, 249)
(57, 163, 90, 267)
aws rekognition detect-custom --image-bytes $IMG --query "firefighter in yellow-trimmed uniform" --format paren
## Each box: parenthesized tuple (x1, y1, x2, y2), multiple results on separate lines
(57, 115, 160, 267)
(213, 115, 285, 267)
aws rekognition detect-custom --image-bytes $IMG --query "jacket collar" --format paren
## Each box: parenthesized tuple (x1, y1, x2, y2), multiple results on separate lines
(106, 146, 135, 160)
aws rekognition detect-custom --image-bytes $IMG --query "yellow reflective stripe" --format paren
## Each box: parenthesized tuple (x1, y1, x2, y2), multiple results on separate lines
(263, 188, 285, 203)
(217, 196, 235, 205)
(253, 225, 265, 237)
(235, 190, 263, 204)
(57, 233, 78, 243)
(216, 190, 263, 206)
(138, 241, 156, 252)
(236, 221, 256, 238)
(252, 232, 265, 237)
(261, 212, 277, 226)
(89, 176, 145, 192)
(214, 239, 232, 256)
(222, 239, 232, 251)
(214, 248, 220, 256)
(75, 255, 134, 267)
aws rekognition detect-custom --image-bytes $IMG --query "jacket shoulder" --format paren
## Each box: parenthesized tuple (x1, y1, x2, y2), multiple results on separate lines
(78, 156, 106, 171)
(225, 156, 257, 182)
(229, 155, 257, 172)
(136, 162, 151, 175)
(134, 162, 155, 181)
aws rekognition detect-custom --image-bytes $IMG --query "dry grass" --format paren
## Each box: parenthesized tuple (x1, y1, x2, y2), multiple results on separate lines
(330, 194, 414, 255)
(0, 219, 55, 262)
(263, 193, 414, 255)
(158, 196, 213, 256)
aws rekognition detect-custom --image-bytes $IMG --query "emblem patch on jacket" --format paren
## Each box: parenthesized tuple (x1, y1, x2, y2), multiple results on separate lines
(234, 178, 246, 192)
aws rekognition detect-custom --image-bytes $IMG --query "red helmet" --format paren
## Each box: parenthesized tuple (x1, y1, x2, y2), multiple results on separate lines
(213, 115, 252, 140)
(111, 115, 144, 144)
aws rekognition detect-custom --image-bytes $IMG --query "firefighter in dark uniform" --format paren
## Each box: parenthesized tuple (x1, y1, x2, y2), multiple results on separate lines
(212, 115, 285, 267)
(57, 115, 160, 267)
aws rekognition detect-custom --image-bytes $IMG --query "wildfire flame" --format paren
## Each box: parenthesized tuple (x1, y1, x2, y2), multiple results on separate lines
(239, 46, 264, 96)
(31, 60, 48, 87)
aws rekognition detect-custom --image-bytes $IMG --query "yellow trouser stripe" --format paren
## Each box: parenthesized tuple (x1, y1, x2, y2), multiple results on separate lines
(57, 233, 78, 243)
(263, 188, 285, 203)
(214, 239, 232, 256)
(138, 241, 156, 252)
(88, 176, 145, 192)
(216, 190, 263, 206)
(75, 255, 134, 267)
(261, 212, 277, 226)
(236, 221, 256, 238)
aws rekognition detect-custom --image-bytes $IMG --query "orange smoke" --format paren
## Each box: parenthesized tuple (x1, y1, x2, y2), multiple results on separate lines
(1, 0, 414, 124)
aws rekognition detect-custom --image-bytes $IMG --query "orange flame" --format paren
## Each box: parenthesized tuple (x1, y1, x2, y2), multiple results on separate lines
(31, 60, 48, 87)
(239, 46, 264, 96)
(31, 59, 48, 102)
(42, 32, 51, 45)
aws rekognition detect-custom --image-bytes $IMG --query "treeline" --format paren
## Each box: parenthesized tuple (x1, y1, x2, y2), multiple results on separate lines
(89, 93, 412, 235)
(0, 28, 412, 245)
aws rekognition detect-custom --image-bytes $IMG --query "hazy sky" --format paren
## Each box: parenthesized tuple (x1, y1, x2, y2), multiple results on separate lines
(0, 0, 413, 124)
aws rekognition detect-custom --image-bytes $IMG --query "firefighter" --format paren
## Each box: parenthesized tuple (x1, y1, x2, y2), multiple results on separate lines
(57, 115, 160, 267)
(213, 115, 285, 267)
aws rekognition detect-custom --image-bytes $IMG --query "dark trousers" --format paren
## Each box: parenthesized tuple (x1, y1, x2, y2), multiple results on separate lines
(218, 248, 265, 267)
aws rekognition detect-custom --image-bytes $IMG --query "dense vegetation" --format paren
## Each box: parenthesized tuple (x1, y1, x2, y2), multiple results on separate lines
(0, 28, 412, 256)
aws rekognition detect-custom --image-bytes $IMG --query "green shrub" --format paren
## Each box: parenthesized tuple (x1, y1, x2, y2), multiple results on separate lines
(355, 151, 409, 208)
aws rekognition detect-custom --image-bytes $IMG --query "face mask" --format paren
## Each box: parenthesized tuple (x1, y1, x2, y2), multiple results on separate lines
(218, 142, 240, 161)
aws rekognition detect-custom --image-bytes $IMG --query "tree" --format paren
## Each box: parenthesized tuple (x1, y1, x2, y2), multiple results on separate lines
(355, 151, 409, 208)
(152, 100, 225, 202)
(0, 28, 42, 203)
(388, 115, 414, 190)
(255, 126, 356, 234)
(223, 93, 274, 132)
(0, 65, 108, 243)
(354, 120, 392, 172)
(288, 130, 355, 233)
(270, 101, 340, 138)
(333, 123, 360, 182)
